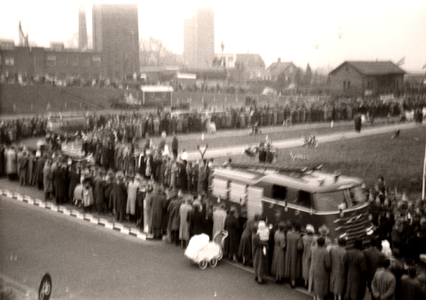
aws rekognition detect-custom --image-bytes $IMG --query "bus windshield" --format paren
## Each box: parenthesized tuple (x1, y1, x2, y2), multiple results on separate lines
(314, 186, 367, 211)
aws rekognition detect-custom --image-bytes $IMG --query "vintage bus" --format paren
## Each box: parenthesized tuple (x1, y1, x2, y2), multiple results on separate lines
(209, 162, 373, 246)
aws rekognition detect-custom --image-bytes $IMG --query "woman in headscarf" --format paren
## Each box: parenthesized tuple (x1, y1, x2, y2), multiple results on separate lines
(238, 214, 260, 266)
(300, 224, 317, 287)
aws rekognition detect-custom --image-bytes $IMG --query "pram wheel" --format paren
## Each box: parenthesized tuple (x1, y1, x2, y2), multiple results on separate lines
(209, 258, 218, 268)
(199, 260, 208, 270)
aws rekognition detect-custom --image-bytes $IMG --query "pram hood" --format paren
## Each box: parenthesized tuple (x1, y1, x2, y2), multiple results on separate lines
(184, 234, 210, 260)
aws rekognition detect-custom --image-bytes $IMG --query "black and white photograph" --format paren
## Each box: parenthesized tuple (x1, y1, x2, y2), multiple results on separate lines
(0, 1, 426, 299)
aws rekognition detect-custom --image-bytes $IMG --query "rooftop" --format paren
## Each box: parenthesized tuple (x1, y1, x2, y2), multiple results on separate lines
(331, 61, 406, 76)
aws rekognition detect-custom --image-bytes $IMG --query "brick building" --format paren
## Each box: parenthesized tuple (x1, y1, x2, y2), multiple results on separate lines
(329, 61, 406, 99)
(0, 41, 102, 83)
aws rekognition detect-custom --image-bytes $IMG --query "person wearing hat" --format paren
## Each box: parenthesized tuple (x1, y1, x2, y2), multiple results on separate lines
(318, 225, 332, 248)
(179, 196, 192, 248)
(272, 221, 286, 283)
(329, 237, 347, 300)
(301, 224, 317, 287)
(363, 237, 386, 299)
(284, 221, 302, 288)
(345, 239, 367, 300)
(309, 237, 331, 300)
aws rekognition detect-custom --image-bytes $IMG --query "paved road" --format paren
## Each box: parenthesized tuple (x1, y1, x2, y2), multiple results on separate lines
(0, 196, 311, 300)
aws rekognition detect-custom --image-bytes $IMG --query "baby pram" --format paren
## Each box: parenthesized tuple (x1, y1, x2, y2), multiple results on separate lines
(184, 230, 228, 270)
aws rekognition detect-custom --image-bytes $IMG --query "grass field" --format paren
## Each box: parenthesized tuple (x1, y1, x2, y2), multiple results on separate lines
(228, 126, 426, 196)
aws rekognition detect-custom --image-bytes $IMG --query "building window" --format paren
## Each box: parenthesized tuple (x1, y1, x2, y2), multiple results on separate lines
(5, 56, 15, 66)
(46, 54, 56, 66)
(296, 191, 312, 208)
(272, 185, 287, 201)
(343, 81, 350, 90)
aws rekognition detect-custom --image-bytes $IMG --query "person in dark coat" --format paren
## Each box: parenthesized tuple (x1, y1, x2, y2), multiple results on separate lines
(188, 201, 206, 238)
(345, 239, 367, 300)
(34, 153, 46, 190)
(309, 237, 331, 300)
(400, 266, 423, 300)
(238, 214, 259, 266)
(112, 172, 127, 223)
(68, 164, 81, 204)
(363, 237, 386, 298)
(329, 237, 347, 300)
(354, 114, 362, 133)
(53, 162, 68, 205)
(167, 193, 181, 246)
(18, 151, 28, 186)
(371, 259, 396, 300)
(224, 207, 241, 262)
(285, 222, 302, 287)
(93, 169, 105, 214)
(171, 134, 178, 159)
(151, 185, 166, 239)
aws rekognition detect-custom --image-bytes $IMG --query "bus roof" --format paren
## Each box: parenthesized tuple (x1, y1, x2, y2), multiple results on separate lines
(213, 166, 363, 193)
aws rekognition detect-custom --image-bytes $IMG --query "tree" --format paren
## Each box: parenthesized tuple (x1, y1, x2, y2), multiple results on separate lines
(275, 71, 289, 91)
(139, 37, 182, 66)
(304, 63, 312, 86)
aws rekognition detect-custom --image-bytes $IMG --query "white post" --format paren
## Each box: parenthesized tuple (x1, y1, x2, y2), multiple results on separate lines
(422, 142, 426, 200)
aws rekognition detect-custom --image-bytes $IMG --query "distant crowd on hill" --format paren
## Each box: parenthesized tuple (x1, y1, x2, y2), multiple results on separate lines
(0, 98, 424, 145)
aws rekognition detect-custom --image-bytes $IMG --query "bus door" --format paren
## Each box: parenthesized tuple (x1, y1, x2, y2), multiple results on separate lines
(247, 186, 263, 219)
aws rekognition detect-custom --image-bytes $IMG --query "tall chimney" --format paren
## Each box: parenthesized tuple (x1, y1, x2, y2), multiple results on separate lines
(278, 57, 281, 63)
(78, 4, 88, 50)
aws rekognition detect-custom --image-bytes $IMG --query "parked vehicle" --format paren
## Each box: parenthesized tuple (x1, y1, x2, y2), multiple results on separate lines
(208, 162, 372, 246)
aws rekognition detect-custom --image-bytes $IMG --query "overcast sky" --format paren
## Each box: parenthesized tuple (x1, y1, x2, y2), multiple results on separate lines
(1, 0, 425, 73)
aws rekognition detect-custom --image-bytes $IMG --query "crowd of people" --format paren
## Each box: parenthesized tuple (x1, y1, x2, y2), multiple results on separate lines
(2, 97, 424, 145)
(1, 99, 426, 300)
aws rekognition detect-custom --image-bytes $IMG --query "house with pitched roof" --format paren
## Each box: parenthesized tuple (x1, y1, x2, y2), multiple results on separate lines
(329, 61, 406, 99)
(265, 58, 302, 82)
